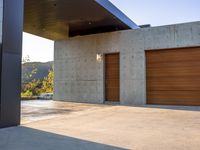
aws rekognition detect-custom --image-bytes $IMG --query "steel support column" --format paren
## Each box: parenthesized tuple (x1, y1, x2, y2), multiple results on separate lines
(0, 0, 24, 128)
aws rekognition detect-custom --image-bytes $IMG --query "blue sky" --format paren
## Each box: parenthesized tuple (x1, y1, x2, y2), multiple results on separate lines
(23, 0, 200, 62)
(110, 0, 200, 26)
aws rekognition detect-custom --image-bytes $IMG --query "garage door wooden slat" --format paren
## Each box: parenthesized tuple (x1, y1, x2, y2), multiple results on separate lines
(147, 76, 200, 91)
(148, 91, 200, 105)
(146, 47, 200, 106)
(147, 68, 200, 77)
(146, 47, 200, 63)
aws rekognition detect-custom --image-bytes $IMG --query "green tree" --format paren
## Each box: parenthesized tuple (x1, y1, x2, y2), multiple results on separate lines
(21, 55, 40, 97)
(21, 90, 32, 97)
(21, 79, 43, 96)
(41, 70, 54, 93)
(21, 57, 54, 97)
(22, 55, 38, 83)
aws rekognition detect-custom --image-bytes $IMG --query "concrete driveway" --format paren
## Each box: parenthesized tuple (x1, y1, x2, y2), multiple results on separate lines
(0, 100, 200, 150)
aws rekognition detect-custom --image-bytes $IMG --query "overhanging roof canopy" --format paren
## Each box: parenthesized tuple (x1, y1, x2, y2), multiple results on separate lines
(24, 0, 139, 40)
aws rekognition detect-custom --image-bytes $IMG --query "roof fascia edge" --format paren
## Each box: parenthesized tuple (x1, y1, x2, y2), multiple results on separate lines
(95, 0, 139, 29)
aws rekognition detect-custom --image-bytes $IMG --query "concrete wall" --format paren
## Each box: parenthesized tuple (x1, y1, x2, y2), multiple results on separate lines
(54, 21, 200, 105)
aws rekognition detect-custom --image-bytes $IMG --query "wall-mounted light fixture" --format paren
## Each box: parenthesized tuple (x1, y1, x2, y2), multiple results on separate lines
(96, 53, 103, 62)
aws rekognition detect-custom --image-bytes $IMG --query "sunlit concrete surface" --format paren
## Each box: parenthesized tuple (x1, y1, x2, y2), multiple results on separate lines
(0, 101, 200, 150)
(21, 100, 108, 124)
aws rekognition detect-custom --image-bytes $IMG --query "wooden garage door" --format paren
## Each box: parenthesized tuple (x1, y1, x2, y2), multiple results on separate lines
(105, 53, 120, 101)
(146, 47, 200, 106)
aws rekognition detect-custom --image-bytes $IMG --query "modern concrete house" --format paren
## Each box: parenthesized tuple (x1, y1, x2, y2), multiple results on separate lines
(54, 21, 200, 106)
(0, 0, 200, 128)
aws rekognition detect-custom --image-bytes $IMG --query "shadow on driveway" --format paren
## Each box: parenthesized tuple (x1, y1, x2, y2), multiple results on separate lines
(0, 126, 127, 150)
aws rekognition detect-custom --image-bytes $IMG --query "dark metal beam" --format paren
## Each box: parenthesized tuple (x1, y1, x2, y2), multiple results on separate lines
(0, 0, 24, 128)
(95, 0, 139, 29)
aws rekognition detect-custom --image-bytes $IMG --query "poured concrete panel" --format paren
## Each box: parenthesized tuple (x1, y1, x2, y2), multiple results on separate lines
(54, 21, 200, 105)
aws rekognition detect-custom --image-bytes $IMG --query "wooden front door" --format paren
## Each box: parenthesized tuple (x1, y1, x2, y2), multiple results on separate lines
(105, 53, 120, 102)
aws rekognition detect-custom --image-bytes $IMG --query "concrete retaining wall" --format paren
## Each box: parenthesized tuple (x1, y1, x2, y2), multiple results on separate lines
(54, 21, 200, 105)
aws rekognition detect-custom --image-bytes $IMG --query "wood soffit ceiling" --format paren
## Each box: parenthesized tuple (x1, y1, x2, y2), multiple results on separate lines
(24, 0, 138, 40)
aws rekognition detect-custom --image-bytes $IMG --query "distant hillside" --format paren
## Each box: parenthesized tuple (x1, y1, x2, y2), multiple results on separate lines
(22, 61, 53, 83)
